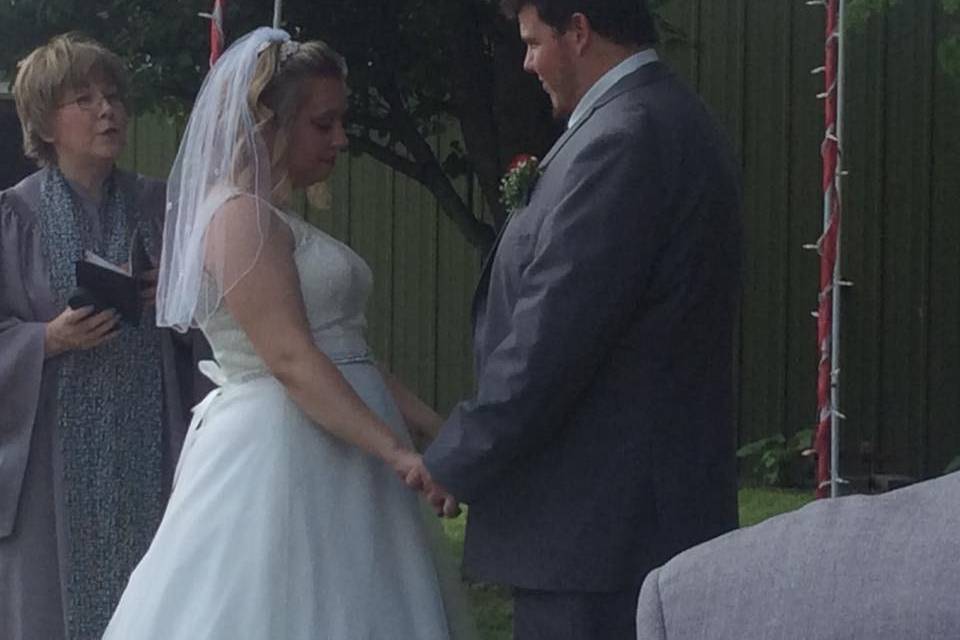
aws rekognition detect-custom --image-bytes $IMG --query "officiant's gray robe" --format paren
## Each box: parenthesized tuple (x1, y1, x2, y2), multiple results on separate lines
(0, 168, 206, 640)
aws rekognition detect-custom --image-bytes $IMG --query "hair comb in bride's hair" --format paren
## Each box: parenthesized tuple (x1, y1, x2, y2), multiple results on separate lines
(279, 40, 301, 66)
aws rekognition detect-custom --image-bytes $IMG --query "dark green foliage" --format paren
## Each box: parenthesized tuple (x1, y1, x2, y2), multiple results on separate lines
(737, 429, 815, 488)
(0, 1, 683, 250)
(0, 1, 547, 248)
(848, 0, 960, 75)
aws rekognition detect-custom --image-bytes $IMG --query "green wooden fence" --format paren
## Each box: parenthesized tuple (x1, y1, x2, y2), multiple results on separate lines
(659, 0, 960, 478)
(117, 0, 959, 479)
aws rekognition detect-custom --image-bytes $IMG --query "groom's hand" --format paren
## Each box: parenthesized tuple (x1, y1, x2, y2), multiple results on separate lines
(404, 459, 461, 518)
(428, 488, 462, 519)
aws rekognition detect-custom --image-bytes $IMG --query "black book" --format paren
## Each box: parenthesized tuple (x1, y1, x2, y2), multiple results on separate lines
(67, 231, 152, 326)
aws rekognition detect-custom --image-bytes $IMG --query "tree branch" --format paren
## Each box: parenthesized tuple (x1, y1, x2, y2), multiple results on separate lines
(449, 3, 510, 228)
(373, 82, 495, 251)
(349, 125, 494, 251)
(347, 135, 423, 180)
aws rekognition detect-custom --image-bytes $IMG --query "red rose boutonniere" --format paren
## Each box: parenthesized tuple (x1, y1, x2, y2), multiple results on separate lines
(499, 154, 542, 213)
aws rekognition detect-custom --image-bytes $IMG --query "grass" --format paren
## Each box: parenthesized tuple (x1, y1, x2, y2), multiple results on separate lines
(738, 486, 815, 527)
(439, 516, 513, 639)
(440, 486, 814, 640)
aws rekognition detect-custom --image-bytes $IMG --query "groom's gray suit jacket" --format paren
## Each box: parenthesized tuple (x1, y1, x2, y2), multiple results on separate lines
(636, 471, 960, 639)
(424, 61, 742, 592)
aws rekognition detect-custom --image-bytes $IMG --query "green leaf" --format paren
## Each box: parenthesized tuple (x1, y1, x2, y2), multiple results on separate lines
(737, 434, 783, 458)
(736, 441, 766, 458)
(787, 428, 815, 452)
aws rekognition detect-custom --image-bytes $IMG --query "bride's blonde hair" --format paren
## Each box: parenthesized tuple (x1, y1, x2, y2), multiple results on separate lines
(235, 40, 347, 202)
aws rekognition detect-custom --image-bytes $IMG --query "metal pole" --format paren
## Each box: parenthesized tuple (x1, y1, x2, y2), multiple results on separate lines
(273, 0, 282, 28)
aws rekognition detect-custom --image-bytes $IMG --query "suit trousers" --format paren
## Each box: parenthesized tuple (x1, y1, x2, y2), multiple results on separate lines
(512, 587, 641, 640)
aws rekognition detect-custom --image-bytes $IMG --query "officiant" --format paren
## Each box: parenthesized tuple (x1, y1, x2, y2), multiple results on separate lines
(0, 33, 204, 640)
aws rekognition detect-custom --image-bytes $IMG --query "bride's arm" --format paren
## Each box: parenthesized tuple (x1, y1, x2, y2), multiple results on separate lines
(211, 199, 417, 475)
(377, 364, 444, 442)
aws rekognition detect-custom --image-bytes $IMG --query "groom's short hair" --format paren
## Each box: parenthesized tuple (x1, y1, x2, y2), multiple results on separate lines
(500, 0, 659, 47)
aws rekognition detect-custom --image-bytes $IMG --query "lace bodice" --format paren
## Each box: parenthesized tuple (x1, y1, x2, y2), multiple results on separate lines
(200, 211, 374, 383)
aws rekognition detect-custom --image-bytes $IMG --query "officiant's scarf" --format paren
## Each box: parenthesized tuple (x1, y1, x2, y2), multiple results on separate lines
(37, 167, 164, 640)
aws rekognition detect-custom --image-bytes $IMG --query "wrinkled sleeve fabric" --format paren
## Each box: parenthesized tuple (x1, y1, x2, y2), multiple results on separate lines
(0, 197, 49, 538)
(425, 112, 670, 502)
(636, 568, 669, 640)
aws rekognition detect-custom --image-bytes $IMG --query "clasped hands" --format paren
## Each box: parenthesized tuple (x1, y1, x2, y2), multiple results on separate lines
(391, 451, 461, 518)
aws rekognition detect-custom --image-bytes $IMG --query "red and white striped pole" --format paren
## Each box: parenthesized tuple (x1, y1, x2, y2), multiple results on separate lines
(809, 0, 849, 499)
(200, 0, 226, 68)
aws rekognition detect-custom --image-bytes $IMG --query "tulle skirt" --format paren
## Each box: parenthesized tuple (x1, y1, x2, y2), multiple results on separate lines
(103, 361, 475, 640)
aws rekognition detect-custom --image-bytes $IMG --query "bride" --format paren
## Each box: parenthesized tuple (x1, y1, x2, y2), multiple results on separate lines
(103, 27, 473, 639)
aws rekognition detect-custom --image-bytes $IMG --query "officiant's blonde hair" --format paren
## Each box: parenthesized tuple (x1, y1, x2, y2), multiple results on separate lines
(13, 33, 129, 167)
(237, 39, 347, 201)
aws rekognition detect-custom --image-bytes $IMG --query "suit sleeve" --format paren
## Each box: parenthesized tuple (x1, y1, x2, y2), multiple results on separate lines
(636, 568, 669, 640)
(424, 111, 672, 501)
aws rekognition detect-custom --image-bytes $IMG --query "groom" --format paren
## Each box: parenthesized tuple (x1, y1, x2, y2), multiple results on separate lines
(413, 1, 742, 637)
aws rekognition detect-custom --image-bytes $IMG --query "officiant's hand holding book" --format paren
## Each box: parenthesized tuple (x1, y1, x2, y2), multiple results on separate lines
(44, 305, 121, 359)
(67, 230, 155, 326)
(69, 253, 141, 326)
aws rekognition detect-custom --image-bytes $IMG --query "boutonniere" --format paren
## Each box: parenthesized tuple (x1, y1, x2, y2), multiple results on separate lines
(499, 154, 542, 213)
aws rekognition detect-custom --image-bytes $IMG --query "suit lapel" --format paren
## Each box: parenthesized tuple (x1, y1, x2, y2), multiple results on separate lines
(468, 92, 606, 323)
(538, 62, 670, 169)
(537, 117, 589, 172)
(470, 62, 672, 323)
(469, 109, 580, 320)
(471, 207, 518, 321)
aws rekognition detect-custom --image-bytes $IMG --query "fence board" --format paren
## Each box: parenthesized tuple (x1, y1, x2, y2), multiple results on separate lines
(926, 6, 960, 474)
(658, 0, 699, 83)
(697, 0, 747, 157)
(878, 0, 935, 476)
(736, 0, 793, 444)
(391, 171, 440, 406)
(348, 154, 395, 364)
(783, 0, 823, 440)
(840, 9, 888, 477)
(133, 112, 178, 179)
(695, 0, 747, 439)
(434, 129, 482, 414)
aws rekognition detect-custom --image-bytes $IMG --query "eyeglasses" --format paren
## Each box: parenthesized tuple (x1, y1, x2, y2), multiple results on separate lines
(58, 89, 126, 112)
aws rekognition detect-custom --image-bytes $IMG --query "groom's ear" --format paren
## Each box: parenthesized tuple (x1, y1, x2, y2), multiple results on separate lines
(565, 12, 593, 56)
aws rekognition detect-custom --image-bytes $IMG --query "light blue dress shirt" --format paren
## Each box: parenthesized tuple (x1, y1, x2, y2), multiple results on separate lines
(567, 49, 660, 130)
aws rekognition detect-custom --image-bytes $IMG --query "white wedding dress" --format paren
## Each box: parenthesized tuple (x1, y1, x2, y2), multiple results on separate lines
(103, 210, 475, 639)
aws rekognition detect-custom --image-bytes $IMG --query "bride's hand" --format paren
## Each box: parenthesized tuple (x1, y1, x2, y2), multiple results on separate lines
(391, 452, 462, 518)
(386, 448, 425, 486)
